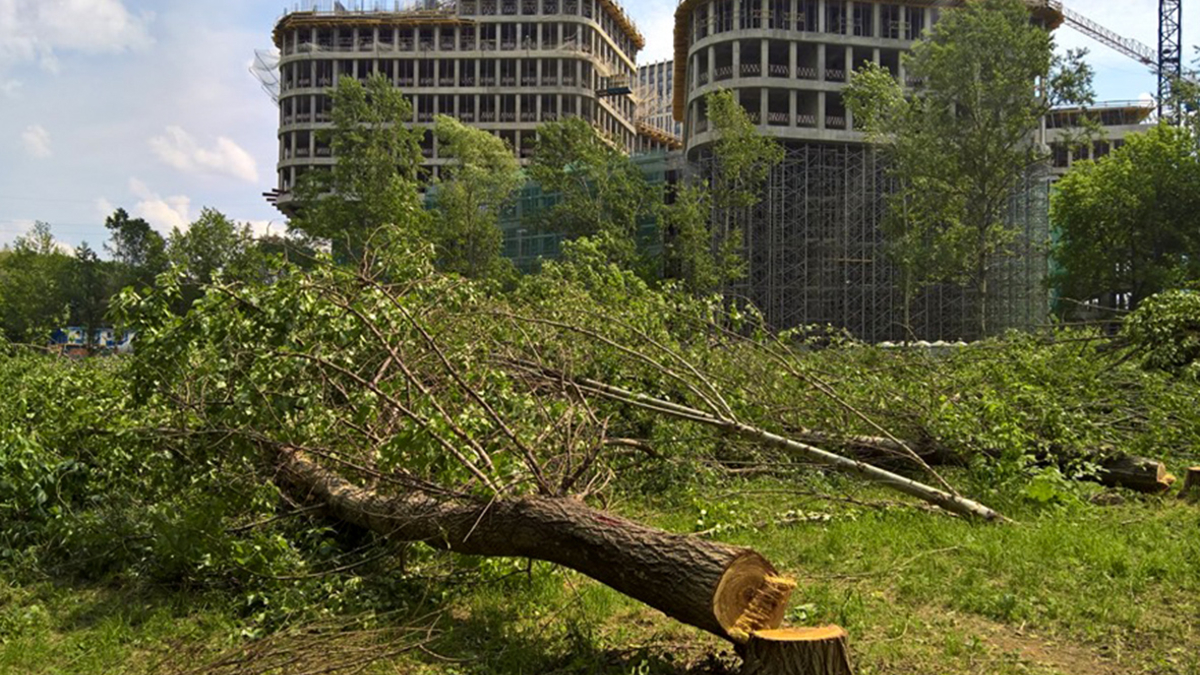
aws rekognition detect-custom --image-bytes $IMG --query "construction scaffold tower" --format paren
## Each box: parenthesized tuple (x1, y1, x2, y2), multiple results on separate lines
(723, 145, 1049, 343)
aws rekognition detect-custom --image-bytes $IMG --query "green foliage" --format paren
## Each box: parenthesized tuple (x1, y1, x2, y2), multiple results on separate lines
(104, 208, 167, 291)
(705, 89, 785, 213)
(660, 90, 781, 295)
(166, 207, 258, 311)
(291, 73, 427, 259)
(528, 118, 659, 266)
(1051, 124, 1200, 312)
(1123, 289, 1200, 377)
(0, 223, 73, 343)
(430, 115, 523, 279)
(846, 0, 1093, 337)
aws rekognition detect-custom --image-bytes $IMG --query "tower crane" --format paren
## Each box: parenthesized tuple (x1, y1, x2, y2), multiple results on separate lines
(1052, 0, 1187, 120)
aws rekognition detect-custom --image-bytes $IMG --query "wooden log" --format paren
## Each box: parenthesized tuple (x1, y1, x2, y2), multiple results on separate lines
(1096, 455, 1174, 494)
(277, 448, 793, 642)
(1178, 467, 1200, 501)
(742, 626, 854, 675)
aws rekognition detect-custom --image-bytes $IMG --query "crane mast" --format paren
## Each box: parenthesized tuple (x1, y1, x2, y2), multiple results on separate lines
(1159, 0, 1184, 120)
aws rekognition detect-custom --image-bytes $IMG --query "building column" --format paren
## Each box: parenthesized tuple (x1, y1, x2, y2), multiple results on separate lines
(762, 37, 769, 76)
(760, 88, 768, 125)
(733, 39, 740, 76)
(789, 40, 797, 78)
(844, 44, 852, 81)
(872, 1, 880, 38)
(708, 44, 716, 83)
(817, 41, 826, 81)
(817, 89, 826, 129)
(818, 0, 826, 32)
(789, 88, 796, 127)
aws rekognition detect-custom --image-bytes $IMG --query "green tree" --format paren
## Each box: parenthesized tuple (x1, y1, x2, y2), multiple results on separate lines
(430, 115, 523, 278)
(291, 73, 426, 260)
(1051, 123, 1200, 313)
(68, 242, 113, 348)
(166, 208, 257, 312)
(104, 208, 168, 291)
(529, 117, 659, 266)
(846, 0, 1092, 337)
(662, 90, 782, 295)
(0, 222, 72, 343)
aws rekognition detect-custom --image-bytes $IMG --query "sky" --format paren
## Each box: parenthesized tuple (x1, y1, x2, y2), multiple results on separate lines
(0, 0, 1193, 252)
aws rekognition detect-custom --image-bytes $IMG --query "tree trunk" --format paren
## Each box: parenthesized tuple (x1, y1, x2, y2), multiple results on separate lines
(1177, 467, 1200, 501)
(815, 432, 1173, 494)
(741, 626, 854, 675)
(1096, 455, 1175, 494)
(277, 448, 792, 642)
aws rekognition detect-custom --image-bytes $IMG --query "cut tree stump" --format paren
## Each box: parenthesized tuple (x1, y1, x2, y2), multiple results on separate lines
(741, 626, 854, 675)
(1178, 467, 1200, 501)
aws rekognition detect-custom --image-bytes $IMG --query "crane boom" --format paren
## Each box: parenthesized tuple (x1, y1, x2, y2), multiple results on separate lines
(1059, 6, 1157, 68)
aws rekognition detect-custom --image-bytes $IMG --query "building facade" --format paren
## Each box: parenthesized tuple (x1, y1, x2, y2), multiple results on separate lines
(271, 0, 644, 211)
(1045, 100, 1155, 178)
(635, 59, 684, 147)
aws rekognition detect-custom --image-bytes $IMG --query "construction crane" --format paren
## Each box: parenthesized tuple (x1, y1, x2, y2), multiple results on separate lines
(1054, 1, 1186, 120)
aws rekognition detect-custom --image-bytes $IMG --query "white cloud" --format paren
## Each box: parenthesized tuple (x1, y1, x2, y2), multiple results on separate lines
(95, 197, 115, 220)
(129, 177, 190, 234)
(148, 126, 259, 183)
(0, 78, 20, 98)
(20, 124, 51, 158)
(0, 0, 153, 74)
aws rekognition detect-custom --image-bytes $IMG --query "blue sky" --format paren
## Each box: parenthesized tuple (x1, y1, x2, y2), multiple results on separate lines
(0, 0, 1191, 251)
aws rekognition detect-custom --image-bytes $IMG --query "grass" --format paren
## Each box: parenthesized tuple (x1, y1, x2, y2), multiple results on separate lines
(3, 472, 1197, 675)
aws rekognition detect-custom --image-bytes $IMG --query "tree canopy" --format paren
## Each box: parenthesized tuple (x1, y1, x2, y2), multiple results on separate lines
(290, 73, 427, 259)
(1051, 123, 1200, 313)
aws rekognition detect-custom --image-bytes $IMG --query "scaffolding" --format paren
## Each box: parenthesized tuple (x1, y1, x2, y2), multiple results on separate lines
(722, 143, 1051, 342)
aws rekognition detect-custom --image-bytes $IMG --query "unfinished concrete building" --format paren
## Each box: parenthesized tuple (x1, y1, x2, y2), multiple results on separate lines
(1045, 100, 1155, 178)
(673, 0, 1065, 340)
(271, 0, 644, 212)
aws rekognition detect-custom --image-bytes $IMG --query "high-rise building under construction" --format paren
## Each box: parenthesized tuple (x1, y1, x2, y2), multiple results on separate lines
(271, 0, 646, 212)
(270, 0, 1077, 341)
(672, 0, 1066, 340)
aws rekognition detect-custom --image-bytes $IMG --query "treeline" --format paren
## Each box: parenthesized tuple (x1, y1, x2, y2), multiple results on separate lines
(0, 209, 313, 345)
(1, 82, 780, 347)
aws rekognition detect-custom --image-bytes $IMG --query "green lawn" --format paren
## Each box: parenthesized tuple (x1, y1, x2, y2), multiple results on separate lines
(4, 474, 1197, 675)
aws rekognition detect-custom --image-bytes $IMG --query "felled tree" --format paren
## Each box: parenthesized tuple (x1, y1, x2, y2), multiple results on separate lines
(117, 229, 1004, 672)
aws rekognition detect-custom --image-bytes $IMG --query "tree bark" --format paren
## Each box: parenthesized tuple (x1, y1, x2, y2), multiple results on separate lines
(276, 448, 792, 642)
(741, 626, 854, 675)
(1177, 467, 1200, 501)
(1095, 455, 1175, 494)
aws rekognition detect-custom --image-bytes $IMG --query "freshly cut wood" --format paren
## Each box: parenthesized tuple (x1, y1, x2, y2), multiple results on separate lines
(1097, 455, 1174, 493)
(741, 626, 854, 675)
(1178, 467, 1200, 500)
(277, 448, 791, 642)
